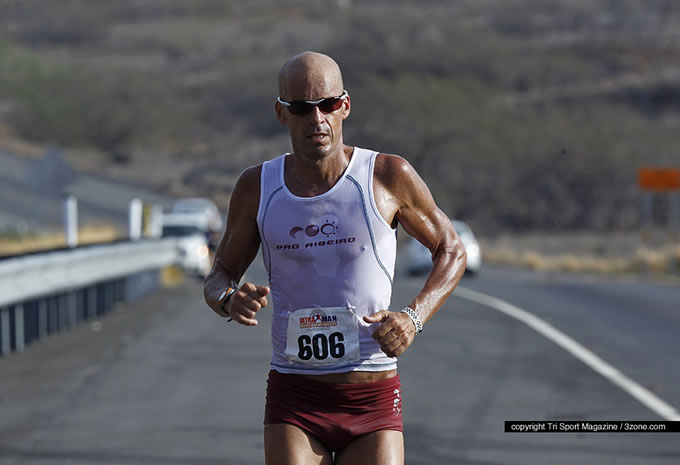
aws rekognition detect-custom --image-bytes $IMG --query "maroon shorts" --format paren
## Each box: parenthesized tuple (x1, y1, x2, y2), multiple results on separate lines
(264, 369, 403, 452)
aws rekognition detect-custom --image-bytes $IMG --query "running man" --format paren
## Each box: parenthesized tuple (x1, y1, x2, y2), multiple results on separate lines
(204, 51, 467, 465)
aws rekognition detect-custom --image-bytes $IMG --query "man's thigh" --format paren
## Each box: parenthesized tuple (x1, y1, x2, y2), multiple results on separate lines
(264, 423, 333, 465)
(335, 430, 404, 465)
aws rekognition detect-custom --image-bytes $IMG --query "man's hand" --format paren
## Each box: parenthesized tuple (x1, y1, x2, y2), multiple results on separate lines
(226, 283, 270, 326)
(363, 310, 416, 357)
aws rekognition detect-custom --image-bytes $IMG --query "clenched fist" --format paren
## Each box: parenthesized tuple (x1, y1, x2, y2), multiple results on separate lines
(226, 283, 270, 326)
(363, 310, 416, 357)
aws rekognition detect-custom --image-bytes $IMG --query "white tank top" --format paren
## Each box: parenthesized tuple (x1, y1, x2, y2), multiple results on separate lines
(257, 147, 398, 374)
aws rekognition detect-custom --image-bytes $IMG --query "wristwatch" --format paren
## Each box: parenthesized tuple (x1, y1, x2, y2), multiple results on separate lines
(218, 287, 237, 321)
(400, 306, 423, 335)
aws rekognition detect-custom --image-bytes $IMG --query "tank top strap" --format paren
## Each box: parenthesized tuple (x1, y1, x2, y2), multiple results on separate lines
(258, 154, 285, 216)
(345, 147, 374, 188)
(345, 148, 393, 233)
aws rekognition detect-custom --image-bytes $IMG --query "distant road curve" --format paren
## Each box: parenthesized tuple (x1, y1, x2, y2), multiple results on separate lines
(0, 150, 174, 233)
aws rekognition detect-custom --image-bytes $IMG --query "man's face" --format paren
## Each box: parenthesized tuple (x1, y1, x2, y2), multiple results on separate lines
(276, 76, 350, 159)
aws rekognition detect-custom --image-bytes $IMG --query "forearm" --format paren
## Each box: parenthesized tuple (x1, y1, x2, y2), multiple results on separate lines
(408, 240, 466, 325)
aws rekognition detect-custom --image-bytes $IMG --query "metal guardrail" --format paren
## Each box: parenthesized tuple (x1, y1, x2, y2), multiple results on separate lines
(0, 239, 180, 356)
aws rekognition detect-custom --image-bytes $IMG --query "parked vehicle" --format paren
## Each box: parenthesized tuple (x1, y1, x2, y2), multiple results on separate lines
(162, 213, 212, 277)
(406, 219, 482, 276)
(171, 197, 222, 233)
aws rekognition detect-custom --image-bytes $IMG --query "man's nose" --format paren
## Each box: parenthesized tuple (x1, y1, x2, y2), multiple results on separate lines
(309, 105, 325, 123)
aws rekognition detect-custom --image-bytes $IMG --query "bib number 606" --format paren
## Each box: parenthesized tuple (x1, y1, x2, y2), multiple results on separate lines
(298, 332, 345, 360)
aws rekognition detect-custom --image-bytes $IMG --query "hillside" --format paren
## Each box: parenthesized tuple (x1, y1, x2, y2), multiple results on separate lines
(1, 0, 679, 233)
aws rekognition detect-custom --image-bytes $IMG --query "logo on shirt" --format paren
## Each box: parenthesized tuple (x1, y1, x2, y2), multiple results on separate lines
(277, 217, 354, 250)
(276, 237, 356, 250)
(299, 309, 338, 329)
(289, 221, 337, 239)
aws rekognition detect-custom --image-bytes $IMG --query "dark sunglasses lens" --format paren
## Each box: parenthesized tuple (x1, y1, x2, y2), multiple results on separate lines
(287, 102, 315, 115)
(318, 97, 343, 113)
(285, 96, 344, 115)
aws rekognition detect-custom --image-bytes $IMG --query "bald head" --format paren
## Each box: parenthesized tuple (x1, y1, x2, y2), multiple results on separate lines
(278, 51, 344, 100)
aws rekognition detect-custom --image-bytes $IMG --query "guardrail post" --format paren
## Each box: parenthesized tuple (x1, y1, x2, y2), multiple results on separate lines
(104, 282, 112, 313)
(23, 301, 36, 347)
(151, 204, 163, 238)
(64, 194, 78, 248)
(1, 307, 10, 355)
(129, 198, 143, 241)
(75, 289, 83, 322)
(116, 279, 124, 304)
(15, 304, 24, 352)
(49, 296, 57, 333)
(39, 299, 47, 338)
(68, 292, 77, 327)
(87, 286, 97, 319)
(125, 276, 133, 302)
(58, 294, 66, 330)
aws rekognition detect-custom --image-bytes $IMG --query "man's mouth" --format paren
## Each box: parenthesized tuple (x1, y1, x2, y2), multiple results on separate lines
(307, 132, 328, 141)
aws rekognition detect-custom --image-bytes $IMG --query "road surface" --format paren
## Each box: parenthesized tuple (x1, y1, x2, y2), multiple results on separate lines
(1, 259, 678, 464)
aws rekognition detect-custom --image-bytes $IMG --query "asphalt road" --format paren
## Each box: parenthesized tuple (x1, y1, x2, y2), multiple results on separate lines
(1, 259, 678, 464)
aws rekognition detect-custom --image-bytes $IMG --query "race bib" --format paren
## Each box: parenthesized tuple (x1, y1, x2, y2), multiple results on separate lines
(285, 306, 360, 366)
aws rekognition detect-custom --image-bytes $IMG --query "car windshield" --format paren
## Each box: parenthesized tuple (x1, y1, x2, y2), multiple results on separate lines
(162, 225, 202, 237)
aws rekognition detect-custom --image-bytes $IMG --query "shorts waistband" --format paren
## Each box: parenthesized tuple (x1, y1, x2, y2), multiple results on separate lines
(267, 370, 400, 399)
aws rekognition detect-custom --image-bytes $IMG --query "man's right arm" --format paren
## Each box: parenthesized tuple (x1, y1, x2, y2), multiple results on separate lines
(203, 165, 270, 326)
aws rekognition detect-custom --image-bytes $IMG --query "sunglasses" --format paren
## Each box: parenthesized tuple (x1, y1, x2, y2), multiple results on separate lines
(277, 90, 348, 115)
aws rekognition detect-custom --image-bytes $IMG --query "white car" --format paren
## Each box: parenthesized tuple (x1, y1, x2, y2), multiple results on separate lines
(162, 214, 212, 277)
(406, 219, 482, 276)
(171, 197, 223, 233)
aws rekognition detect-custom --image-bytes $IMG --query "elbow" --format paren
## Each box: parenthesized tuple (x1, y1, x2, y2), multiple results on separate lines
(458, 242, 467, 271)
(432, 236, 466, 272)
(451, 238, 467, 276)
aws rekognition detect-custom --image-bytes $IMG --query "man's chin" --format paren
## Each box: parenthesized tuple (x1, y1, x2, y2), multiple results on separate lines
(304, 139, 333, 154)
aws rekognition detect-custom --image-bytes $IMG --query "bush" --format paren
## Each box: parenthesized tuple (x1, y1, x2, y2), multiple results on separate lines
(1, 44, 192, 154)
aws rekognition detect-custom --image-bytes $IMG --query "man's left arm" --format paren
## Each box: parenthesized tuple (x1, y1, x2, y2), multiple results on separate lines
(363, 154, 467, 357)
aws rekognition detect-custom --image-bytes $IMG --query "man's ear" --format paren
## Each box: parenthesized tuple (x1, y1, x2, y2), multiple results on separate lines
(341, 95, 351, 120)
(275, 101, 287, 125)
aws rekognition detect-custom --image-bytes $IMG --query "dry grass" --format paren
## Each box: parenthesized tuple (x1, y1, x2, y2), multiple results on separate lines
(0, 223, 190, 289)
(0, 224, 121, 256)
(480, 232, 680, 277)
(160, 264, 186, 287)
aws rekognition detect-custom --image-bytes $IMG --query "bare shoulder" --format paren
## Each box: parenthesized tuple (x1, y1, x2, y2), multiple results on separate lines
(373, 152, 416, 187)
(234, 164, 263, 190)
(373, 152, 430, 207)
(230, 164, 263, 217)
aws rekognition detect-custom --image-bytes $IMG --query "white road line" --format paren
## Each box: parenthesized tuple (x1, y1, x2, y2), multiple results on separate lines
(455, 286, 680, 421)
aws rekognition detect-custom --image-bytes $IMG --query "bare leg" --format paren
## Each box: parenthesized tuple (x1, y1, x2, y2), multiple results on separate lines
(265, 423, 333, 465)
(334, 430, 404, 465)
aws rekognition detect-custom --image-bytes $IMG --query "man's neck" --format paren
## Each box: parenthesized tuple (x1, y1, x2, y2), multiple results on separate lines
(285, 145, 354, 197)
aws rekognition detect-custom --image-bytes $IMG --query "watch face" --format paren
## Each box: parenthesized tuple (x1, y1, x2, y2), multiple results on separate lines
(218, 289, 228, 301)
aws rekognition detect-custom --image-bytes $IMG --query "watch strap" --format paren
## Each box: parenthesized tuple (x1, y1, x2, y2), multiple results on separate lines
(400, 306, 423, 334)
(220, 287, 237, 321)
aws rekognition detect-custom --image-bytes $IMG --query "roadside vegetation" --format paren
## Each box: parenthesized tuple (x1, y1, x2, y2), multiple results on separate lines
(480, 231, 680, 278)
(1, 0, 678, 243)
(0, 225, 119, 256)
